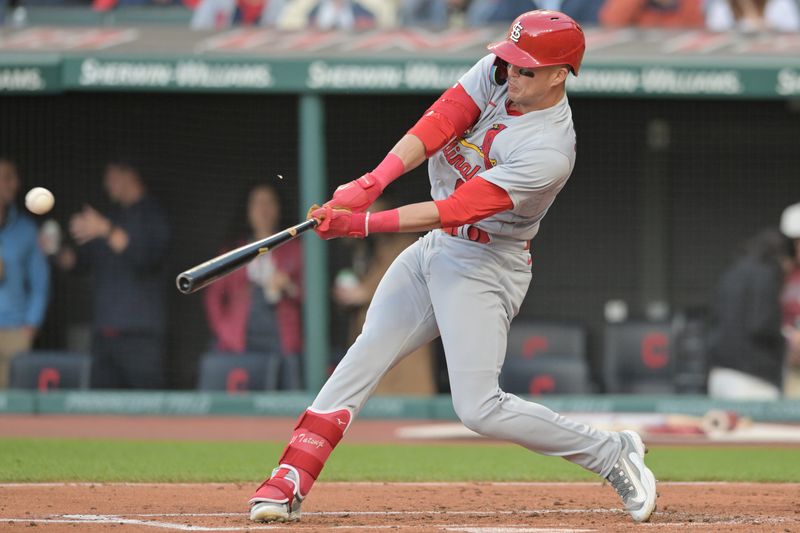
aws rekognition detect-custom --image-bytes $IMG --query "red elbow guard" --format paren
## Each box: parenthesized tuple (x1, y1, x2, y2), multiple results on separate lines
(407, 84, 480, 157)
(435, 177, 513, 228)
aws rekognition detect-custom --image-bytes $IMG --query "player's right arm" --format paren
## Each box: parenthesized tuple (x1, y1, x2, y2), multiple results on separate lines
(310, 175, 513, 239)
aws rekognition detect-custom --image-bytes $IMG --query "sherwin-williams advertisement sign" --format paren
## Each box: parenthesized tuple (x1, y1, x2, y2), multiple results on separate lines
(59, 57, 800, 98)
(0, 56, 61, 93)
(1, 27, 799, 97)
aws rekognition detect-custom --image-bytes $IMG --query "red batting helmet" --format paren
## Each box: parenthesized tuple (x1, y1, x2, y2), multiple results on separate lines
(487, 10, 586, 75)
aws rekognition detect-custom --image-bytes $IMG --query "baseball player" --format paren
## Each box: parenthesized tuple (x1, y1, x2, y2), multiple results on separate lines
(249, 10, 657, 524)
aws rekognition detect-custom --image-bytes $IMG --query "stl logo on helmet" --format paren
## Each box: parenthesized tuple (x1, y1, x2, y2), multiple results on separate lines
(510, 21, 524, 43)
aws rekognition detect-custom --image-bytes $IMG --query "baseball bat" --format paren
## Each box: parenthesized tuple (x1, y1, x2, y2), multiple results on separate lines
(176, 218, 318, 295)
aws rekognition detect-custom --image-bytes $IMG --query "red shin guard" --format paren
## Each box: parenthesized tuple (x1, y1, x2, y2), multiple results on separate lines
(252, 409, 351, 504)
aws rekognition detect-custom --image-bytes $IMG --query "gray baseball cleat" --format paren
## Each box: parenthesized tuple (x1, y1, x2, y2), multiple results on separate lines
(606, 430, 657, 522)
(249, 498, 301, 523)
(249, 466, 303, 523)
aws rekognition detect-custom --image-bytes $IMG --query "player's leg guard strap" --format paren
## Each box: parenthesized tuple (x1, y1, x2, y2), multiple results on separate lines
(262, 474, 296, 502)
(279, 409, 351, 480)
(293, 410, 348, 447)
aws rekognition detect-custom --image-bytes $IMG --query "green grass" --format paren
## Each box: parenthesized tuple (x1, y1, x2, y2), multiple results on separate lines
(1, 438, 799, 483)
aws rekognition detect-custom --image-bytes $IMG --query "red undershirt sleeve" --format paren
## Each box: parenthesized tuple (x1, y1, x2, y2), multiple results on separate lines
(434, 177, 514, 228)
(407, 83, 481, 158)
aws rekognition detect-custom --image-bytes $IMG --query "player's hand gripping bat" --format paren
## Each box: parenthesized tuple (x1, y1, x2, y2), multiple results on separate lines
(176, 218, 319, 294)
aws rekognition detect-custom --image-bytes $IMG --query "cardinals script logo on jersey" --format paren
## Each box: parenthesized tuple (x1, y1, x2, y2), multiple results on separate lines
(442, 124, 507, 187)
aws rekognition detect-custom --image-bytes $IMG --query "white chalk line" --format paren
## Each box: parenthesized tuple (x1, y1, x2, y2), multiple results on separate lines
(2, 481, 797, 488)
(447, 529, 595, 533)
(0, 509, 796, 533)
(4, 517, 277, 531)
(4, 514, 795, 532)
(132, 510, 622, 517)
(3, 520, 599, 532)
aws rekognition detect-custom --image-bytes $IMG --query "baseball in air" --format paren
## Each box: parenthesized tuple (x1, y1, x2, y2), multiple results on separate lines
(25, 187, 55, 215)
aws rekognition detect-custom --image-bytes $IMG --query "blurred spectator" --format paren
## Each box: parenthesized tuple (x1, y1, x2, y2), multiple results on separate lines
(0, 0, 26, 27)
(0, 158, 49, 389)
(308, 0, 376, 29)
(190, 0, 287, 29)
(466, 0, 539, 26)
(204, 183, 303, 389)
(706, 228, 793, 400)
(780, 202, 800, 398)
(705, 0, 799, 32)
(59, 161, 170, 389)
(399, 0, 449, 27)
(275, 0, 393, 29)
(94, 0, 183, 12)
(401, 0, 604, 27)
(600, 0, 704, 28)
(333, 199, 435, 395)
(542, 0, 607, 24)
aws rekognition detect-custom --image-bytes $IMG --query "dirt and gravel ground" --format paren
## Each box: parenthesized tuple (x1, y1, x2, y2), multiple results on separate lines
(1, 481, 799, 532)
(2, 415, 799, 532)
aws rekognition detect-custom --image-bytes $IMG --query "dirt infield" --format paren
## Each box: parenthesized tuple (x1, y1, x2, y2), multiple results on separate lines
(2, 416, 799, 531)
(1, 482, 798, 532)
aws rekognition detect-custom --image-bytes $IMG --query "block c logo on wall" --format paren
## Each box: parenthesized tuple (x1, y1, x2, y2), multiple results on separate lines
(226, 368, 250, 393)
(37, 368, 61, 392)
(640, 332, 669, 369)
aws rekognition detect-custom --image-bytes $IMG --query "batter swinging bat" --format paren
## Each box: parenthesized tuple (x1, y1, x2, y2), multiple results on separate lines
(176, 218, 318, 295)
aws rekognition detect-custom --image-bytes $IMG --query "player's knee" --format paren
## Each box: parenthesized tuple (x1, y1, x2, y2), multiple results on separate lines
(457, 411, 489, 434)
(451, 393, 498, 435)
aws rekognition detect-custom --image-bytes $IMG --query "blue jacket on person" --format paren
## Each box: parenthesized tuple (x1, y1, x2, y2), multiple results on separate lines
(0, 204, 50, 328)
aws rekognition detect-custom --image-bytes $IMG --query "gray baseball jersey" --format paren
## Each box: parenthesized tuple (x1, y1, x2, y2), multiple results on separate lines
(429, 54, 577, 243)
(310, 54, 622, 479)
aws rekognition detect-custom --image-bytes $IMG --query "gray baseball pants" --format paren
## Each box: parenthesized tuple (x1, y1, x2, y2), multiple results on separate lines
(312, 230, 622, 477)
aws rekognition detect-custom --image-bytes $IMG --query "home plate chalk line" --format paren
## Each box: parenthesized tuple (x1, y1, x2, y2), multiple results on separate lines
(2, 511, 794, 531)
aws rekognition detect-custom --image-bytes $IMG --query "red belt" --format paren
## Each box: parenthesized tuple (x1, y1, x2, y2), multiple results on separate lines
(442, 225, 531, 251)
(443, 225, 491, 244)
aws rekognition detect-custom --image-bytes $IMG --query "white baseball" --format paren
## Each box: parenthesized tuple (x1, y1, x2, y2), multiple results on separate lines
(25, 187, 55, 215)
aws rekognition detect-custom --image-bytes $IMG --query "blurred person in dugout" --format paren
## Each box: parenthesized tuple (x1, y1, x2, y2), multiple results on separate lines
(204, 183, 303, 389)
(599, 0, 704, 27)
(780, 203, 800, 398)
(58, 160, 170, 389)
(333, 199, 435, 396)
(707, 228, 794, 400)
(705, 0, 800, 32)
(0, 158, 50, 388)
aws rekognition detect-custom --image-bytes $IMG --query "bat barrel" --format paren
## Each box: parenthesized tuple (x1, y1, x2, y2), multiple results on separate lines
(177, 274, 192, 294)
(175, 218, 318, 295)
(176, 272, 199, 294)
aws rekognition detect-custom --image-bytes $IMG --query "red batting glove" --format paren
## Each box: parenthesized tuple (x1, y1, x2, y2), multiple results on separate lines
(310, 205, 367, 240)
(324, 173, 381, 213)
(324, 154, 407, 212)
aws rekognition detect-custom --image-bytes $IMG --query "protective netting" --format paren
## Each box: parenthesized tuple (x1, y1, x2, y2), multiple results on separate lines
(1, 93, 798, 389)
